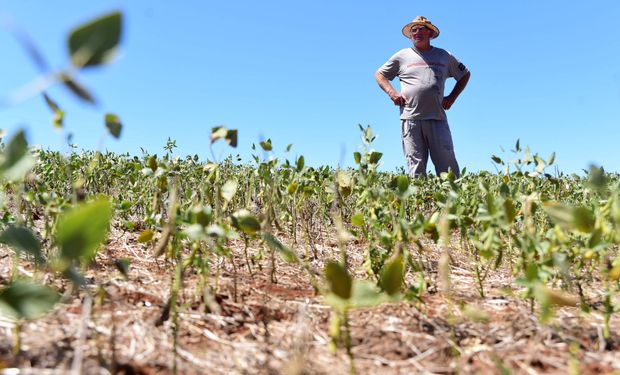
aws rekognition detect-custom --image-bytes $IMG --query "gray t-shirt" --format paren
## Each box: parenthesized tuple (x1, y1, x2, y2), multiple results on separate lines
(377, 47, 469, 120)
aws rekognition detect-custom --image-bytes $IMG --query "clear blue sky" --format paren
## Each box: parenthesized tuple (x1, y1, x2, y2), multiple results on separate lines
(1, 1, 619, 174)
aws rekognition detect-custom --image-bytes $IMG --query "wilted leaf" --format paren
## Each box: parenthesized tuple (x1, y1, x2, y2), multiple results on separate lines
(263, 233, 298, 263)
(206, 224, 225, 238)
(59, 73, 96, 104)
(68, 11, 122, 68)
(0, 280, 59, 320)
(114, 258, 130, 278)
(184, 224, 207, 241)
(220, 180, 238, 202)
(225, 129, 238, 148)
(536, 285, 579, 307)
(210, 126, 237, 148)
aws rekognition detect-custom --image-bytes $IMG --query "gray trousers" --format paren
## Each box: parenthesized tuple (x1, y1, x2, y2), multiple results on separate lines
(401, 119, 460, 178)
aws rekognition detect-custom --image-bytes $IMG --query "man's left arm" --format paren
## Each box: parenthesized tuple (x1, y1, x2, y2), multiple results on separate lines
(442, 71, 470, 110)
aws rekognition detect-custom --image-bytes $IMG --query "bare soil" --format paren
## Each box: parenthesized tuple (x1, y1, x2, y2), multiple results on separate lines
(1, 227, 619, 374)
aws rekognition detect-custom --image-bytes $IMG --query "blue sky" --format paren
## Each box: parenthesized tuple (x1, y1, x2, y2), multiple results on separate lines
(1, 1, 619, 174)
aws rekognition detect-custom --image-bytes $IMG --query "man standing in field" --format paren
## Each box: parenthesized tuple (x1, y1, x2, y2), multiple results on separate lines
(375, 16, 470, 178)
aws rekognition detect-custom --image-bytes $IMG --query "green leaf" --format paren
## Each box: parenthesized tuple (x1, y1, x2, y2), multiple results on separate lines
(324, 261, 352, 299)
(105, 113, 122, 139)
(231, 209, 261, 235)
(0, 280, 59, 320)
(0, 129, 36, 182)
(368, 151, 383, 164)
(287, 182, 298, 194)
(260, 139, 272, 151)
(395, 175, 409, 194)
(263, 233, 298, 263)
(0, 226, 44, 265)
(68, 11, 122, 67)
(137, 229, 154, 243)
(525, 263, 539, 282)
(55, 198, 112, 265)
(491, 155, 504, 164)
(296, 155, 305, 171)
(220, 179, 238, 202)
(380, 256, 404, 296)
(353, 152, 361, 164)
(351, 213, 365, 227)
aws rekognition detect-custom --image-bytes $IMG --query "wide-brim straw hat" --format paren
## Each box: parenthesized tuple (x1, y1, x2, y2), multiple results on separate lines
(402, 16, 440, 39)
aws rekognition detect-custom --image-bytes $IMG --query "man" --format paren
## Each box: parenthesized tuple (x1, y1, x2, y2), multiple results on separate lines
(375, 16, 470, 178)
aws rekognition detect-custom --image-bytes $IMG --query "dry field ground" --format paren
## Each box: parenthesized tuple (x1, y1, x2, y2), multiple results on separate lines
(1, 226, 619, 374)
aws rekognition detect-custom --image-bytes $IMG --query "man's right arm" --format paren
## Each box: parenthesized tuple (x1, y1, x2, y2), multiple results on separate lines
(375, 71, 407, 106)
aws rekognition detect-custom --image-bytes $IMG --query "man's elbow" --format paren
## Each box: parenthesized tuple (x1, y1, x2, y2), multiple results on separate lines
(375, 71, 386, 83)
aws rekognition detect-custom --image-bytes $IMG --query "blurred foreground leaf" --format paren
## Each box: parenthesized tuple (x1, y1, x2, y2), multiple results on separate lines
(55, 198, 112, 265)
(68, 11, 122, 68)
(0, 280, 59, 320)
(105, 113, 122, 139)
(263, 233, 298, 263)
(0, 226, 44, 265)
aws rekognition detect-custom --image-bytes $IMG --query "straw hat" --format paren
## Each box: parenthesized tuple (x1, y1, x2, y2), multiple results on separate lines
(401, 16, 440, 39)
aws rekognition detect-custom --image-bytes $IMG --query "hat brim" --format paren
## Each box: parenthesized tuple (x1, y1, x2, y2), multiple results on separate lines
(402, 22, 440, 39)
